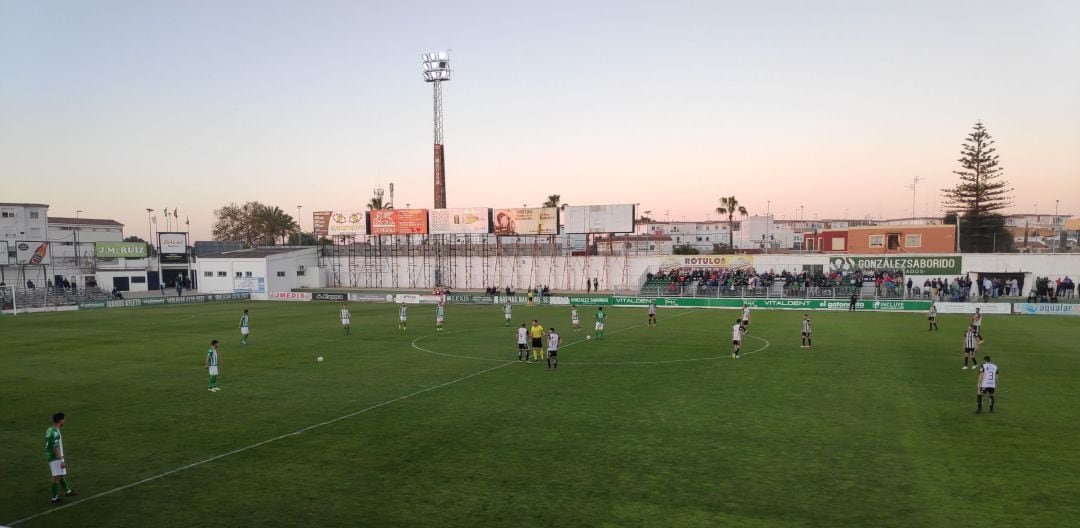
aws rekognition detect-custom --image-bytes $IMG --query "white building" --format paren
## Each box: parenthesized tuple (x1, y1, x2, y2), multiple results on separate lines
(605, 234, 673, 254)
(732, 215, 796, 251)
(1004, 213, 1071, 230)
(0, 203, 49, 246)
(195, 247, 323, 300)
(636, 221, 732, 252)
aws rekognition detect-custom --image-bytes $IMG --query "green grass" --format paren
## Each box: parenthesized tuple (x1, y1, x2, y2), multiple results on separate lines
(2, 302, 1079, 527)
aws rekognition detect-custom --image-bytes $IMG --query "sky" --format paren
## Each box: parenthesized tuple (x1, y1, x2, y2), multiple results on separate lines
(1, 0, 1078, 241)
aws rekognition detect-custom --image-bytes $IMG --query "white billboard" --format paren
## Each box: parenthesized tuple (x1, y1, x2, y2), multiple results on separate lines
(429, 208, 491, 234)
(492, 207, 559, 235)
(563, 204, 635, 234)
(15, 241, 51, 265)
(0, 241, 8, 265)
(326, 211, 366, 236)
(158, 232, 188, 254)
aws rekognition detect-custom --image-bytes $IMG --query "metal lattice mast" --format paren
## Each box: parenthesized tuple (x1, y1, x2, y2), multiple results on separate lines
(422, 51, 451, 209)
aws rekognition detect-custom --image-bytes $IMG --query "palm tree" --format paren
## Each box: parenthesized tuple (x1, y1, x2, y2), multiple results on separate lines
(715, 196, 748, 250)
(255, 205, 299, 245)
(367, 195, 392, 211)
(542, 194, 561, 208)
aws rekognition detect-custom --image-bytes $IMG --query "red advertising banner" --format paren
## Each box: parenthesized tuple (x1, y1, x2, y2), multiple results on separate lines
(369, 209, 429, 235)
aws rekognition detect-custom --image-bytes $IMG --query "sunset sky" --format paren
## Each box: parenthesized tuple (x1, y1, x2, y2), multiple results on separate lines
(2, 0, 1078, 240)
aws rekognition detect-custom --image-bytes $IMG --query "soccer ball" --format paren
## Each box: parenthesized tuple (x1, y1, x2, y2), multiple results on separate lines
(317, 356, 324, 363)
(586, 335, 592, 340)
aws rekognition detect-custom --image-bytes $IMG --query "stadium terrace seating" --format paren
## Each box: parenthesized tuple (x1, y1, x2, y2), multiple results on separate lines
(0, 286, 111, 310)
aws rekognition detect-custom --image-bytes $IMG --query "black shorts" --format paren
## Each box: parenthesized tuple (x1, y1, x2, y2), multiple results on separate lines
(964, 347, 975, 354)
(547, 350, 557, 357)
(802, 332, 811, 337)
(741, 319, 749, 325)
(648, 312, 656, 318)
(928, 316, 936, 321)
(531, 337, 542, 348)
(979, 387, 995, 395)
(518, 343, 528, 350)
(732, 340, 741, 346)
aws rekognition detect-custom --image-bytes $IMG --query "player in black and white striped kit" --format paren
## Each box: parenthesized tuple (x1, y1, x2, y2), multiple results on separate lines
(927, 302, 938, 331)
(971, 308, 984, 344)
(975, 356, 999, 414)
(962, 325, 979, 369)
(800, 313, 813, 348)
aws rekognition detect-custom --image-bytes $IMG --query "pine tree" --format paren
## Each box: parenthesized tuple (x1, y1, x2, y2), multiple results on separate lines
(941, 122, 1013, 252)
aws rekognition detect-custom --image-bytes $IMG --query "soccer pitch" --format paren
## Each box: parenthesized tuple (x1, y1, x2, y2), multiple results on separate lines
(2, 302, 1079, 527)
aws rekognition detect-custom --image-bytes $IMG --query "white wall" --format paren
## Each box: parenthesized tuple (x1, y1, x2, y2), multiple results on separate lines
(318, 252, 1080, 292)
(196, 249, 322, 299)
(95, 270, 149, 292)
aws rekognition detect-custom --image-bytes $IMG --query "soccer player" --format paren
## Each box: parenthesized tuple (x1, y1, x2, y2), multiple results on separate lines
(547, 328, 560, 371)
(647, 300, 657, 327)
(340, 304, 351, 335)
(594, 307, 607, 340)
(239, 309, 250, 346)
(571, 305, 581, 332)
(436, 301, 446, 332)
(928, 302, 939, 331)
(962, 325, 979, 369)
(45, 412, 75, 503)
(976, 355, 999, 414)
(740, 303, 751, 333)
(516, 322, 529, 361)
(503, 301, 512, 327)
(972, 308, 984, 344)
(800, 313, 812, 348)
(529, 319, 545, 361)
(205, 339, 221, 392)
(398, 303, 408, 331)
(732, 318, 744, 359)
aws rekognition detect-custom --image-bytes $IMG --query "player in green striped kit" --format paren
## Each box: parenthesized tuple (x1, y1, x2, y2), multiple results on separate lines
(239, 309, 250, 346)
(205, 339, 221, 391)
(398, 303, 408, 331)
(45, 412, 75, 503)
(594, 307, 607, 339)
(340, 304, 351, 335)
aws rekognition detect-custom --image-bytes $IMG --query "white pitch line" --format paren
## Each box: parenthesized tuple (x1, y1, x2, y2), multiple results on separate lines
(7, 361, 516, 527)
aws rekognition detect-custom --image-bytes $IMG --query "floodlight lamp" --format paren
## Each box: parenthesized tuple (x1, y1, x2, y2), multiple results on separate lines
(438, 51, 447, 61)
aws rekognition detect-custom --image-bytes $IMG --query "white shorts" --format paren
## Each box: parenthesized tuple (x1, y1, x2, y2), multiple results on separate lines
(595, 322, 604, 331)
(400, 316, 407, 322)
(505, 314, 511, 319)
(240, 327, 250, 335)
(572, 318, 580, 325)
(49, 459, 66, 477)
(436, 317, 444, 323)
(341, 318, 350, 325)
(208, 366, 219, 376)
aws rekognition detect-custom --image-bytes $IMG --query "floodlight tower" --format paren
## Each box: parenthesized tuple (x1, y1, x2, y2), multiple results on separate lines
(422, 51, 451, 209)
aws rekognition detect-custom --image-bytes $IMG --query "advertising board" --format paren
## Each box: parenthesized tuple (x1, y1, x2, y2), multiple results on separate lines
(428, 208, 491, 234)
(233, 277, 266, 293)
(95, 242, 148, 259)
(312, 292, 347, 301)
(933, 302, 1011, 315)
(1013, 303, 1080, 316)
(271, 291, 312, 301)
(829, 256, 962, 275)
(15, 241, 50, 265)
(326, 211, 366, 237)
(348, 293, 395, 303)
(659, 255, 755, 271)
(369, 209, 429, 235)
(492, 207, 558, 235)
(158, 233, 188, 263)
(562, 204, 635, 234)
(312, 211, 333, 238)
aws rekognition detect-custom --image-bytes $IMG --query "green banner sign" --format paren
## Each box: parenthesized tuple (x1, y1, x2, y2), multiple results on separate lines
(829, 256, 962, 275)
(79, 293, 250, 310)
(610, 296, 931, 312)
(94, 242, 148, 259)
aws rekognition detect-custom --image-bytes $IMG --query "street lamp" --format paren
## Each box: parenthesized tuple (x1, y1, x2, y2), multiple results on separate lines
(296, 205, 303, 245)
(75, 210, 83, 267)
(146, 208, 154, 251)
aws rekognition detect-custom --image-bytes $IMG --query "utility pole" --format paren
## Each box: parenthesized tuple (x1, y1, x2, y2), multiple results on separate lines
(906, 176, 923, 222)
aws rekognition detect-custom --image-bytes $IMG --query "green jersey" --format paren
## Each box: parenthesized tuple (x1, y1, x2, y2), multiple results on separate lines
(207, 348, 218, 367)
(44, 426, 63, 461)
(595, 310, 606, 323)
(240, 314, 249, 328)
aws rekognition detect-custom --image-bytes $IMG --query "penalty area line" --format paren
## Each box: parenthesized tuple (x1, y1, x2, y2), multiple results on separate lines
(7, 360, 517, 527)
